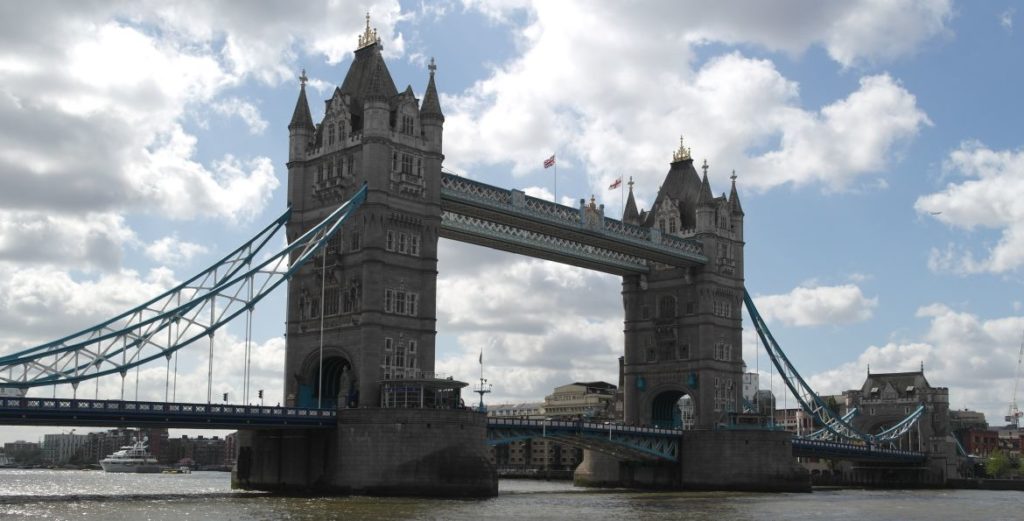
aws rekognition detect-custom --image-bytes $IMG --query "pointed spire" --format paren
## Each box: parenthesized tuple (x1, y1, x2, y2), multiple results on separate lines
(697, 167, 714, 206)
(623, 176, 640, 225)
(289, 69, 314, 130)
(420, 57, 444, 120)
(728, 169, 744, 215)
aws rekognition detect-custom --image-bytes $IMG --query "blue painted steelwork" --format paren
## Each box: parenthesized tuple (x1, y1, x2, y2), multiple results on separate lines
(487, 418, 679, 462)
(804, 408, 859, 440)
(744, 290, 925, 445)
(0, 185, 367, 388)
(0, 397, 336, 429)
(792, 438, 925, 463)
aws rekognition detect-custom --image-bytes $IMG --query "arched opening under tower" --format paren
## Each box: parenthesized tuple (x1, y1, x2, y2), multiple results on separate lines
(303, 355, 353, 409)
(651, 390, 694, 429)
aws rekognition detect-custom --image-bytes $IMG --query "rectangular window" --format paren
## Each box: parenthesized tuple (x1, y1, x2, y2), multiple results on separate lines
(402, 154, 413, 174)
(351, 231, 361, 251)
(384, 337, 393, 351)
(386, 230, 395, 251)
(384, 289, 394, 313)
(410, 235, 420, 256)
(408, 293, 417, 316)
(395, 291, 406, 315)
(398, 233, 407, 253)
(408, 340, 417, 354)
(324, 286, 340, 316)
(395, 346, 405, 368)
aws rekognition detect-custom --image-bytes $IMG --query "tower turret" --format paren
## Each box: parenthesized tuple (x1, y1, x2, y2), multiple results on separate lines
(420, 57, 444, 154)
(695, 159, 715, 233)
(288, 70, 314, 162)
(623, 177, 640, 225)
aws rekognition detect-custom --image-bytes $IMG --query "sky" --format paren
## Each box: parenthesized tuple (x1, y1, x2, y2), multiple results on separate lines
(1, 0, 1023, 444)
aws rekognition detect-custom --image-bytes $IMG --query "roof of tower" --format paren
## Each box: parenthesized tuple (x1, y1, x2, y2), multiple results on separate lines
(421, 57, 444, 119)
(642, 157, 703, 228)
(289, 70, 314, 130)
(339, 39, 399, 105)
(729, 171, 744, 215)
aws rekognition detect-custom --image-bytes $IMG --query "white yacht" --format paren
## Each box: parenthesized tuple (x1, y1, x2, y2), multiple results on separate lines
(99, 440, 161, 473)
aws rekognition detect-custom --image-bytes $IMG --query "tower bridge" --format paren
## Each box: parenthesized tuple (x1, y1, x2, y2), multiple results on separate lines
(0, 16, 960, 496)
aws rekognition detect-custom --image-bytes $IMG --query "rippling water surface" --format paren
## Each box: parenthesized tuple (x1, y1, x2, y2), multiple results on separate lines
(1, 469, 1021, 520)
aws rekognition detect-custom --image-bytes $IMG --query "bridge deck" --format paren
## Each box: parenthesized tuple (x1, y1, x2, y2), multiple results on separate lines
(0, 397, 336, 429)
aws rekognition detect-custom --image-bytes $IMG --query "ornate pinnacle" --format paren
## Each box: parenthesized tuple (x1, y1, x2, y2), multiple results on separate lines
(672, 135, 691, 162)
(357, 11, 381, 49)
(627, 176, 634, 191)
(428, 57, 437, 75)
(731, 169, 737, 182)
(299, 69, 308, 87)
(702, 158, 709, 177)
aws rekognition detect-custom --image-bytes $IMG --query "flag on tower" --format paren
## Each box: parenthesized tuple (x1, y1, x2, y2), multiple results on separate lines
(479, 350, 483, 364)
(543, 155, 556, 169)
(609, 177, 622, 190)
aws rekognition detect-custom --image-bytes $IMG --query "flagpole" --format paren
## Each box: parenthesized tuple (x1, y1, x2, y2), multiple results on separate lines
(554, 161, 557, 205)
(620, 174, 624, 218)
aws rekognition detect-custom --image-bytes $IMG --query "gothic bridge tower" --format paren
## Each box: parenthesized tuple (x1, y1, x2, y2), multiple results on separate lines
(282, 20, 444, 410)
(620, 139, 745, 429)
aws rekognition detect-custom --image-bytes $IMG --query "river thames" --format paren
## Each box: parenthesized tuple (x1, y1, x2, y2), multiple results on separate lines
(0, 469, 1021, 520)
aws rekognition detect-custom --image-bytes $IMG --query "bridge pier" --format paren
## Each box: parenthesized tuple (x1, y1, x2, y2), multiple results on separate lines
(574, 430, 809, 492)
(233, 408, 497, 497)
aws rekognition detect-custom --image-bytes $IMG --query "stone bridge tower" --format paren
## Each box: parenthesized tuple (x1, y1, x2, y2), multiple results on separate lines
(620, 140, 745, 429)
(282, 23, 444, 410)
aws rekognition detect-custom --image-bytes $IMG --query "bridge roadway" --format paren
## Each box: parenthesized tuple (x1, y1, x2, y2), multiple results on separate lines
(0, 397, 925, 464)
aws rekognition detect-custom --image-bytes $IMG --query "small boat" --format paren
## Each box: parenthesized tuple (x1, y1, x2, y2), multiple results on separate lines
(99, 440, 161, 473)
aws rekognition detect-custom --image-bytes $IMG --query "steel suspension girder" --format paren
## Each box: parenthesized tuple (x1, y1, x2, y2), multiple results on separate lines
(0, 185, 368, 388)
(744, 289, 925, 445)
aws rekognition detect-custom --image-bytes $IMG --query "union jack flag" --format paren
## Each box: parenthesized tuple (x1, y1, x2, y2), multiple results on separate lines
(543, 155, 556, 169)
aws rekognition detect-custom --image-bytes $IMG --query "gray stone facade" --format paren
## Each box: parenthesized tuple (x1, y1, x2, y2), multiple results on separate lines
(283, 38, 444, 411)
(620, 152, 746, 429)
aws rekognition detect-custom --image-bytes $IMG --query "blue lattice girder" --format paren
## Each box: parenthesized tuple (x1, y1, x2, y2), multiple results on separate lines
(0, 185, 368, 388)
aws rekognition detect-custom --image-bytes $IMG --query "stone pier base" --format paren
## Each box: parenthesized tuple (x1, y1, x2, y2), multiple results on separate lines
(233, 408, 497, 497)
(574, 429, 809, 492)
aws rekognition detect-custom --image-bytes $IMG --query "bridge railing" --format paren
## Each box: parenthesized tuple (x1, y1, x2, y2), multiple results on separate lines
(0, 397, 337, 419)
(487, 417, 681, 437)
(792, 438, 925, 460)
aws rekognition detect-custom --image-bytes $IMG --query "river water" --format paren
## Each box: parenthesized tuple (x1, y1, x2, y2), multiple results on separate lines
(0, 469, 1021, 520)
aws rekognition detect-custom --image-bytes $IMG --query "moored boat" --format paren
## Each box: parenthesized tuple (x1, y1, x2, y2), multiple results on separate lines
(99, 440, 161, 473)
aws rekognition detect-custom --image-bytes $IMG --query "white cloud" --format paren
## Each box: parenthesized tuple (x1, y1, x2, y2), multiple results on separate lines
(754, 284, 878, 327)
(1001, 8, 1015, 32)
(211, 97, 268, 134)
(145, 235, 209, 265)
(806, 304, 1024, 424)
(0, 266, 177, 352)
(916, 142, 1024, 274)
(443, 3, 932, 202)
(0, 211, 136, 271)
(460, 1, 952, 68)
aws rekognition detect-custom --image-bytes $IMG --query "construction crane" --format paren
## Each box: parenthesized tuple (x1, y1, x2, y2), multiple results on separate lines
(1007, 330, 1024, 428)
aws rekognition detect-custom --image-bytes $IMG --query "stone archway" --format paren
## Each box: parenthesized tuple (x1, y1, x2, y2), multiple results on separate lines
(296, 349, 354, 409)
(651, 390, 695, 429)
